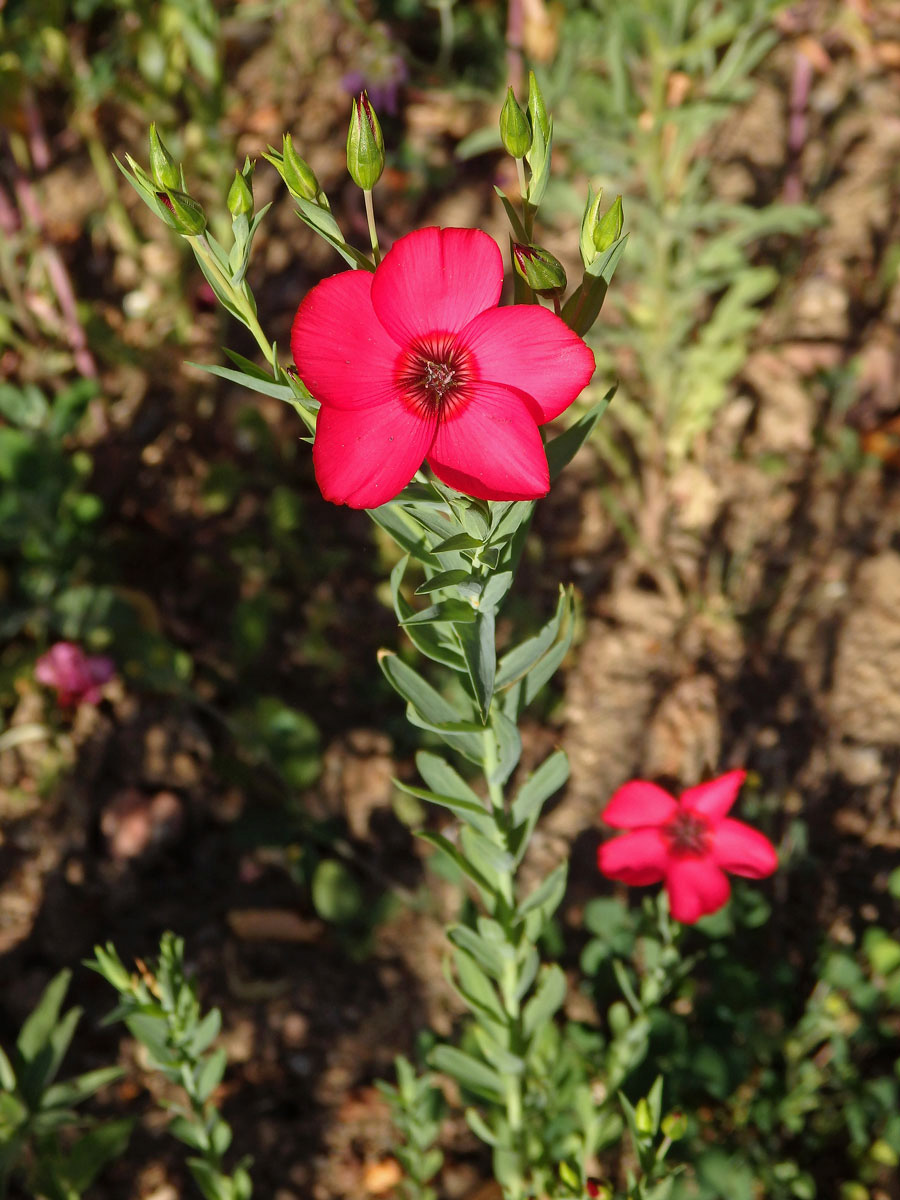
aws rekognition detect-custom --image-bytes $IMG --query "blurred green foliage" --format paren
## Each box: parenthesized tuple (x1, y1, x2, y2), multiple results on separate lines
(0, 970, 131, 1200)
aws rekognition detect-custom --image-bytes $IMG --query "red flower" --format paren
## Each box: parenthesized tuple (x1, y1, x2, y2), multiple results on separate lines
(35, 641, 115, 708)
(291, 226, 595, 509)
(597, 771, 777, 924)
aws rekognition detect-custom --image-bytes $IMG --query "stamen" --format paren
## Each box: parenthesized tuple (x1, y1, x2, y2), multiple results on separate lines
(663, 809, 711, 857)
(396, 333, 472, 418)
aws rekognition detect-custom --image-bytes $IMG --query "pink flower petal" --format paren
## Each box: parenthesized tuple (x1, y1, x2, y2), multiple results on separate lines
(601, 781, 678, 829)
(680, 769, 747, 822)
(313, 396, 436, 509)
(665, 858, 731, 924)
(711, 818, 778, 878)
(371, 227, 503, 345)
(598, 829, 669, 885)
(461, 304, 596, 422)
(426, 382, 549, 501)
(291, 269, 400, 410)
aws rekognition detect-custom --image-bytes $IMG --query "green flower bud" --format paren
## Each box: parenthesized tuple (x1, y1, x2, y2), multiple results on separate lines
(593, 195, 624, 253)
(527, 70, 550, 142)
(513, 243, 567, 297)
(634, 1097, 654, 1136)
(661, 1111, 688, 1141)
(282, 134, 320, 201)
(346, 91, 384, 191)
(155, 188, 207, 235)
(500, 86, 531, 158)
(227, 167, 253, 217)
(148, 123, 179, 191)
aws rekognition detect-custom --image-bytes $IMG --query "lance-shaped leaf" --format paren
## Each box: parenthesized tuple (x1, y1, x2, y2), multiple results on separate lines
(522, 964, 567, 1038)
(394, 779, 494, 835)
(429, 1045, 505, 1103)
(561, 233, 629, 336)
(546, 385, 617, 480)
(380, 652, 483, 761)
(496, 586, 568, 690)
(454, 608, 496, 722)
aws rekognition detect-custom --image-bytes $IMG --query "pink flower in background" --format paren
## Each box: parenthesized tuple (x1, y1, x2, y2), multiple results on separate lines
(291, 226, 595, 509)
(597, 770, 778, 924)
(35, 641, 115, 707)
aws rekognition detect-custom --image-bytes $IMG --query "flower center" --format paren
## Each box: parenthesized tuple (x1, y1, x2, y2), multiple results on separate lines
(663, 809, 711, 857)
(396, 333, 472, 418)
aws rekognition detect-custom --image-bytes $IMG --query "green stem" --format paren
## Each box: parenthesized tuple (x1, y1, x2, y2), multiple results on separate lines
(364, 188, 382, 264)
(482, 726, 526, 1200)
(515, 157, 530, 238)
(191, 234, 274, 365)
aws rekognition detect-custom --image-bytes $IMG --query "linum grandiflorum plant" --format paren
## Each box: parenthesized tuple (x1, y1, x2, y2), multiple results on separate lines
(116, 79, 776, 1200)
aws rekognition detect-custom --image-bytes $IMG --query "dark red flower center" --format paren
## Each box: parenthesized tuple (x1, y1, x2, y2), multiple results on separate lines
(663, 808, 711, 857)
(396, 333, 473, 418)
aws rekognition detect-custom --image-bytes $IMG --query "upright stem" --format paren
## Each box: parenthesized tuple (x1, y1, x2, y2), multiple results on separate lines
(364, 189, 382, 264)
(515, 157, 528, 210)
(191, 235, 274, 365)
(482, 726, 526, 1199)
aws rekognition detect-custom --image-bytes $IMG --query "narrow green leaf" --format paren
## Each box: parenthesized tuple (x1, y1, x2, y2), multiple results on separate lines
(370, 505, 440, 565)
(415, 751, 482, 807)
(417, 831, 495, 902)
(187, 361, 298, 404)
(522, 965, 567, 1038)
(42, 1066, 123, 1110)
(465, 1106, 499, 1146)
(546, 386, 617, 480)
(0, 1045, 16, 1091)
(519, 862, 568, 921)
(478, 571, 513, 613)
(393, 779, 493, 835)
(188, 1009, 222, 1058)
(510, 750, 569, 828)
(490, 711, 522, 786)
(195, 1047, 227, 1102)
(493, 186, 529, 242)
(429, 1046, 505, 1102)
(561, 234, 629, 335)
(62, 1118, 134, 1192)
(460, 824, 515, 883)
(448, 926, 510, 980)
(496, 588, 567, 689)
(17, 970, 72, 1062)
(293, 196, 372, 270)
(415, 569, 472, 594)
(379, 653, 465, 727)
(431, 532, 483, 553)
(471, 1026, 525, 1076)
(454, 608, 496, 721)
(453, 948, 506, 1022)
(401, 599, 477, 626)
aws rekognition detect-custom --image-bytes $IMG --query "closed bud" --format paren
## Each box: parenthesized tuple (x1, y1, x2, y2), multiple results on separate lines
(155, 188, 207, 235)
(347, 92, 384, 190)
(527, 70, 550, 142)
(634, 1097, 654, 1136)
(593, 195, 624, 253)
(500, 86, 531, 158)
(661, 1111, 688, 1141)
(513, 243, 567, 297)
(282, 134, 320, 200)
(227, 166, 253, 217)
(148, 123, 180, 191)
